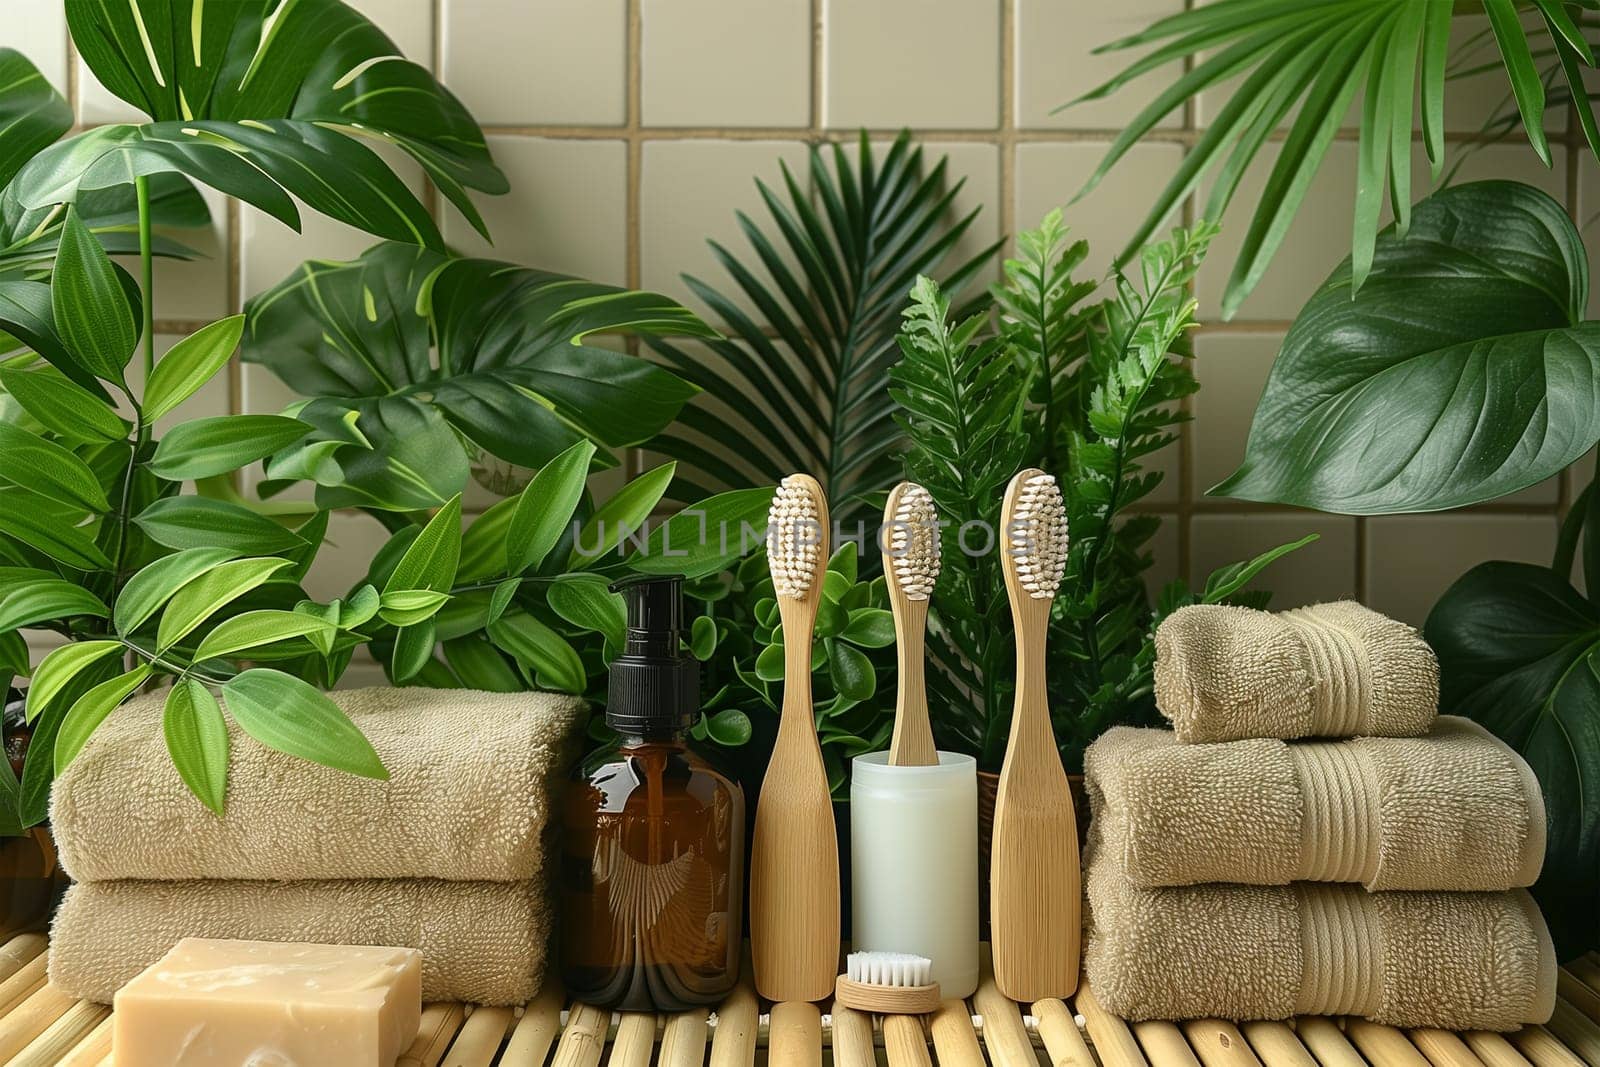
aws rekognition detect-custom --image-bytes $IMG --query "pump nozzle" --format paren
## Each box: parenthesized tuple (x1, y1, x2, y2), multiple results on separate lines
(605, 575, 700, 735)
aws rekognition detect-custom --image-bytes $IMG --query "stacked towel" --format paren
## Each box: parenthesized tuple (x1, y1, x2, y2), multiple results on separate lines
(47, 686, 583, 1005)
(1085, 601, 1555, 1030)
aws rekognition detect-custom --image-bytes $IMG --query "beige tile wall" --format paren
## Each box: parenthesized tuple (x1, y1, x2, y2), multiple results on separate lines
(15, 0, 1587, 629)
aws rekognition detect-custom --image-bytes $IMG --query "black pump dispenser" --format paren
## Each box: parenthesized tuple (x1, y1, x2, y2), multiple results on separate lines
(606, 575, 699, 735)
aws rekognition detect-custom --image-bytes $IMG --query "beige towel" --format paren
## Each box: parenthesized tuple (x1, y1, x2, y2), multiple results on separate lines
(48, 878, 548, 1006)
(1153, 601, 1438, 743)
(51, 687, 584, 883)
(1084, 846, 1556, 1030)
(1085, 717, 1545, 891)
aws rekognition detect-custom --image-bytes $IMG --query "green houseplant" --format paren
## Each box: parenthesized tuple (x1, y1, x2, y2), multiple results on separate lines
(1211, 178, 1600, 958)
(1072, 0, 1600, 316)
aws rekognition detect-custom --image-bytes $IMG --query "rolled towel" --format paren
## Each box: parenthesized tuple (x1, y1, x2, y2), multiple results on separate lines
(51, 687, 583, 883)
(1153, 601, 1438, 743)
(1084, 846, 1556, 1030)
(48, 878, 548, 1005)
(1085, 717, 1545, 891)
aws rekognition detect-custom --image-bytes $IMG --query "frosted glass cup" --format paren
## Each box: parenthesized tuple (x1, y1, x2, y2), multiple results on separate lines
(850, 751, 979, 999)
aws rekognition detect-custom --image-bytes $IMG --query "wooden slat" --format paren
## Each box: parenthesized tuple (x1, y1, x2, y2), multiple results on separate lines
(10, 998, 110, 1067)
(502, 982, 564, 1067)
(1238, 1022, 1315, 1067)
(1558, 970, 1600, 1025)
(1506, 1025, 1584, 1067)
(552, 1002, 612, 1067)
(1073, 978, 1149, 1067)
(709, 972, 758, 1067)
(1462, 1031, 1535, 1067)
(0, 934, 46, 983)
(1409, 1029, 1487, 1067)
(885, 1014, 933, 1067)
(53, 1013, 110, 1067)
(1346, 1020, 1430, 1067)
(1546, 998, 1600, 1064)
(1294, 1018, 1368, 1067)
(974, 971, 1035, 1067)
(441, 1005, 517, 1067)
(1035, 997, 1098, 1067)
(1182, 1019, 1264, 1067)
(930, 999, 986, 1067)
(768, 1001, 821, 1067)
(401, 1004, 468, 1067)
(1132, 1021, 1202, 1067)
(607, 1013, 657, 1067)
(830, 999, 876, 1067)
(0, 982, 77, 1061)
(659, 1008, 709, 1067)
(0, 955, 47, 1017)
(1566, 959, 1600, 995)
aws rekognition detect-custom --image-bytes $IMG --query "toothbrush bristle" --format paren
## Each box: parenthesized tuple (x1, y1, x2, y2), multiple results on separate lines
(768, 475, 823, 598)
(845, 951, 932, 987)
(888, 483, 941, 600)
(1009, 473, 1068, 599)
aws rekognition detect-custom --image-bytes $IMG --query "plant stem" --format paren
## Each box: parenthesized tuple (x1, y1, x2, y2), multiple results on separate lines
(136, 174, 155, 380)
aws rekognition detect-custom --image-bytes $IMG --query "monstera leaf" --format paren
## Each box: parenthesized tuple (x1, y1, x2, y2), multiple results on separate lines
(9, 0, 504, 244)
(1426, 561, 1600, 959)
(1214, 181, 1600, 514)
(242, 243, 714, 510)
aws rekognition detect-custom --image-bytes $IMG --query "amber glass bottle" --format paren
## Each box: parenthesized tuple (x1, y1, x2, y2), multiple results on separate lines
(559, 577, 745, 1011)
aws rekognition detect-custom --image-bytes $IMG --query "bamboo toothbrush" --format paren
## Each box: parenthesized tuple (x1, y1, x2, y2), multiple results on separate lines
(883, 482, 941, 767)
(989, 468, 1078, 1001)
(751, 473, 840, 1002)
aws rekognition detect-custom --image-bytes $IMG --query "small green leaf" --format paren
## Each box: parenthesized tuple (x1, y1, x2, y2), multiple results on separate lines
(569, 461, 675, 567)
(142, 316, 245, 423)
(114, 547, 238, 634)
(148, 415, 311, 481)
(1201, 535, 1318, 604)
(192, 609, 335, 662)
(55, 665, 151, 774)
(690, 615, 717, 660)
(343, 585, 382, 629)
(0, 492, 113, 569)
(222, 669, 387, 779)
(156, 557, 293, 651)
(0, 369, 127, 443)
(135, 497, 307, 554)
(389, 620, 437, 683)
(704, 708, 752, 746)
(488, 610, 587, 693)
(443, 637, 523, 692)
(488, 578, 520, 626)
(754, 642, 785, 682)
(507, 440, 594, 575)
(632, 488, 776, 579)
(162, 679, 229, 814)
(24, 639, 123, 723)
(546, 574, 625, 648)
(815, 596, 847, 637)
(51, 206, 136, 384)
(828, 542, 858, 584)
(840, 608, 895, 648)
(0, 579, 108, 632)
(828, 639, 875, 701)
(383, 495, 462, 595)
(378, 588, 452, 628)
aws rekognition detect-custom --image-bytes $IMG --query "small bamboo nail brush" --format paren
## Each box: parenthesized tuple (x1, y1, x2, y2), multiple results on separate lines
(990, 468, 1078, 1001)
(883, 482, 941, 767)
(750, 473, 841, 1002)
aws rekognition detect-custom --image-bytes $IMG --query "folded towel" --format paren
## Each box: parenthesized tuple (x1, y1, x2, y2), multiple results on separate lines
(1083, 847, 1556, 1030)
(48, 878, 548, 1006)
(51, 687, 584, 883)
(1084, 717, 1545, 891)
(1153, 601, 1438, 743)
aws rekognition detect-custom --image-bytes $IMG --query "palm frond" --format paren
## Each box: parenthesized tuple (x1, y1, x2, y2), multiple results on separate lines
(1071, 0, 1600, 318)
(648, 131, 1002, 514)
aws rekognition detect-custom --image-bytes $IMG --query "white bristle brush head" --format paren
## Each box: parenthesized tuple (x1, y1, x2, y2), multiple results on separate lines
(845, 951, 933, 988)
(886, 483, 941, 601)
(768, 474, 824, 599)
(1008, 472, 1068, 599)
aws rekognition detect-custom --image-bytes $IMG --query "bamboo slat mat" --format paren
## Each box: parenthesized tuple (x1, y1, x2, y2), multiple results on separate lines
(0, 935, 1595, 1066)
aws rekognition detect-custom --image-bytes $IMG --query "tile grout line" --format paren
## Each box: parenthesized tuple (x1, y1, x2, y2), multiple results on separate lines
(1177, 0, 1198, 587)
(811, 0, 825, 132)
(624, 0, 644, 480)
(997, 0, 1016, 253)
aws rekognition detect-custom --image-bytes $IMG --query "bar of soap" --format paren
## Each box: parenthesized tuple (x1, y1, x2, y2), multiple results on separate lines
(113, 938, 422, 1067)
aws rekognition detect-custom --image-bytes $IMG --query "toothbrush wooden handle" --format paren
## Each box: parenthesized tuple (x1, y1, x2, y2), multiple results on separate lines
(889, 598, 936, 767)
